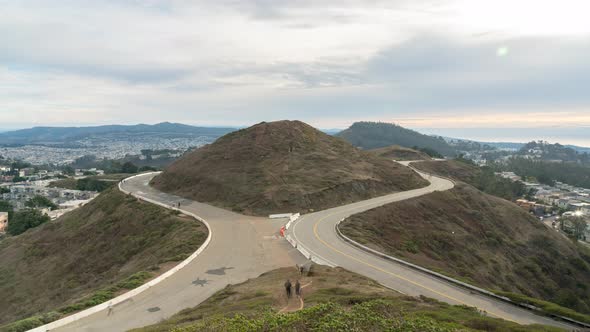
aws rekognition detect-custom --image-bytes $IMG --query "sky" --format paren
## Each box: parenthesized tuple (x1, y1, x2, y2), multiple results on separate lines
(1, 0, 590, 144)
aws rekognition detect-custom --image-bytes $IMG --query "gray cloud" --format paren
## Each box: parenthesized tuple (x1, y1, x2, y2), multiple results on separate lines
(0, 0, 589, 130)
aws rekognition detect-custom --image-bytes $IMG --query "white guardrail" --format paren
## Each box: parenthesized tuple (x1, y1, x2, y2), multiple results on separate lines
(283, 213, 336, 267)
(29, 172, 213, 332)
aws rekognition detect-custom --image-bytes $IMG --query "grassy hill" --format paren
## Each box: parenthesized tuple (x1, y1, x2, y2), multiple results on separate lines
(151, 120, 427, 216)
(0, 187, 207, 330)
(340, 184, 590, 322)
(413, 159, 529, 201)
(132, 265, 559, 332)
(369, 145, 431, 161)
(337, 122, 457, 156)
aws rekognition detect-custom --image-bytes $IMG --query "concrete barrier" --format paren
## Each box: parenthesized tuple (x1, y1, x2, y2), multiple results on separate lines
(283, 214, 336, 267)
(269, 213, 293, 219)
(334, 219, 590, 329)
(285, 213, 300, 230)
(28, 172, 213, 332)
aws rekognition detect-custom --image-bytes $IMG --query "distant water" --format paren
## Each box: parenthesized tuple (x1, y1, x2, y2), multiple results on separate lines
(416, 127, 590, 149)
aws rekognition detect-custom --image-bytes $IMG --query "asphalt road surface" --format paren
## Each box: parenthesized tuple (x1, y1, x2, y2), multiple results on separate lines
(54, 173, 306, 332)
(291, 162, 574, 330)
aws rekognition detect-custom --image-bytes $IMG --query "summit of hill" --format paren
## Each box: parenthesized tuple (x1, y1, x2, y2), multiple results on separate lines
(151, 120, 427, 215)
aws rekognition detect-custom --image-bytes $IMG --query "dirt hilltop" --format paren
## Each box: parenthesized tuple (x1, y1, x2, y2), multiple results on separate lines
(369, 145, 431, 161)
(151, 120, 427, 215)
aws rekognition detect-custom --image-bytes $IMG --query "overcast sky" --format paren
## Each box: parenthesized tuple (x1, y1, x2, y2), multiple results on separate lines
(1, 0, 590, 135)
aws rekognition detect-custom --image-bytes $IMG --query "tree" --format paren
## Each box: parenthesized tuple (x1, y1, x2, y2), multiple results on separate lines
(121, 162, 138, 174)
(12, 176, 26, 183)
(26, 195, 58, 210)
(561, 216, 588, 241)
(139, 166, 158, 172)
(6, 209, 50, 236)
(62, 166, 75, 176)
(0, 200, 14, 219)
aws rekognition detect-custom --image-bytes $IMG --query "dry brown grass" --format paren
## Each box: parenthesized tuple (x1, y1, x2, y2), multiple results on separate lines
(340, 184, 590, 315)
(369, 145, 432, 161)
(0, 187, 207, 325)
(151, 121, 427, 216)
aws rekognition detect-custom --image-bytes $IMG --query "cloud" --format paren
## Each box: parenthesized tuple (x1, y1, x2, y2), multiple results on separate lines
(0, 0, 589, 130)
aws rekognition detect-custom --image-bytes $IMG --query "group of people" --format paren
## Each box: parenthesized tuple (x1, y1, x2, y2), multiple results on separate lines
(284, 279, 301, 298)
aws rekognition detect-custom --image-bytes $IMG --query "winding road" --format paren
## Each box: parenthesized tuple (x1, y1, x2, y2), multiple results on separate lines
(290, 162, 573, 329)
(53, 174, 306, 332)
(53, 161, 574, 331)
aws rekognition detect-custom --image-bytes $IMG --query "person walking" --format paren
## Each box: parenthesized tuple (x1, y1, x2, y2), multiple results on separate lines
(284, 279, 292, 298)
(107, 301, 114, 316)
(295, 280, 301, 298)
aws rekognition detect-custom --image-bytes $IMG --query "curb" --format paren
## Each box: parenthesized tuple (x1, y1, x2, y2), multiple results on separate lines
(334, 220, 590, 329)
(28, 172, 213, 332)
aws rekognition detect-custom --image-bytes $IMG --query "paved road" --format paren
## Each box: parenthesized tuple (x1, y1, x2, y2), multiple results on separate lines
(55, 163, 573, 331)
(290, 162, 573, 330)
(55, 173, 306, 332)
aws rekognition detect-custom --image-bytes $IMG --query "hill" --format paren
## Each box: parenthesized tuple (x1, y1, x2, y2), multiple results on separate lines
(132, 265, 557, 332)
(518, 141, 590, 163)
(0, 122, 235, 146)
(369, 145, 431, 161)
(0, 187, 207, 330)
(336, 122, 457, 156)
(151, 120, 427, 215)
(413, 159, 529, 201)
(340, 184, 590, 322)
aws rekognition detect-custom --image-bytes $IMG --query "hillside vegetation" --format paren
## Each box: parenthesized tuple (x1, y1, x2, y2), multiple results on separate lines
(500, 157, 590, 189)
(413, 159, 530, 201)
(133, 265, 558, 332)
(49, 174, 128, 191)
(0, 187, 207, 329)
(340, 184, 590, 319)
(152, 120, 427, 216)
(369, 145, 431, 161)
(337, 122, 456, 156)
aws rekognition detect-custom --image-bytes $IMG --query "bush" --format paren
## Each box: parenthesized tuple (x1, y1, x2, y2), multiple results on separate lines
(496, 291, 590, 324)
(6, 209, 50, 236)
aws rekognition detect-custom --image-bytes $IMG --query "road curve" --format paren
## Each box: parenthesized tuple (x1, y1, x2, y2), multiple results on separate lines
(53, 173, 305, 332)
(51, 162, 573, 331)
(290, 161, 573, 330)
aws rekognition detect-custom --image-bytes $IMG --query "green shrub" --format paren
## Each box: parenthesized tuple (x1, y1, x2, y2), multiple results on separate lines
(496, 291, 590, 324)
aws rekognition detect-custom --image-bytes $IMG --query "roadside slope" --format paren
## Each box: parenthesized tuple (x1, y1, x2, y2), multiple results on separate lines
(340, 184, 590, 319)
(369, 145, 432, 161)
(413, 159, 529, 201)
(151, 120, 427, 216)
(0, 187, 208, 328)
(132, 266, 560, 332)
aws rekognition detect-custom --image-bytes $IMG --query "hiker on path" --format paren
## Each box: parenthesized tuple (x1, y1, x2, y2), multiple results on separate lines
(295, 280, 301, 298)
(107, 301, 114, 316)
(284, 279, 292, 298)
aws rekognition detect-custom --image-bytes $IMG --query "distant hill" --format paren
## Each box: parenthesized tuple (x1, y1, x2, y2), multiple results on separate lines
(337, 122, 457, 156)
(517, 141, 590, 163)
(368, 145, 431, 161)
(0, 188, 207, 329)
(0, 122, 236, 146)
(151, 120, 428, 215)
(340, 183, 590, 321)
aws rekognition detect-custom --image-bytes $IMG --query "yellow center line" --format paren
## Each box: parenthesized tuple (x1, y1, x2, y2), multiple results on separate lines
(310, 193, 519, 324)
